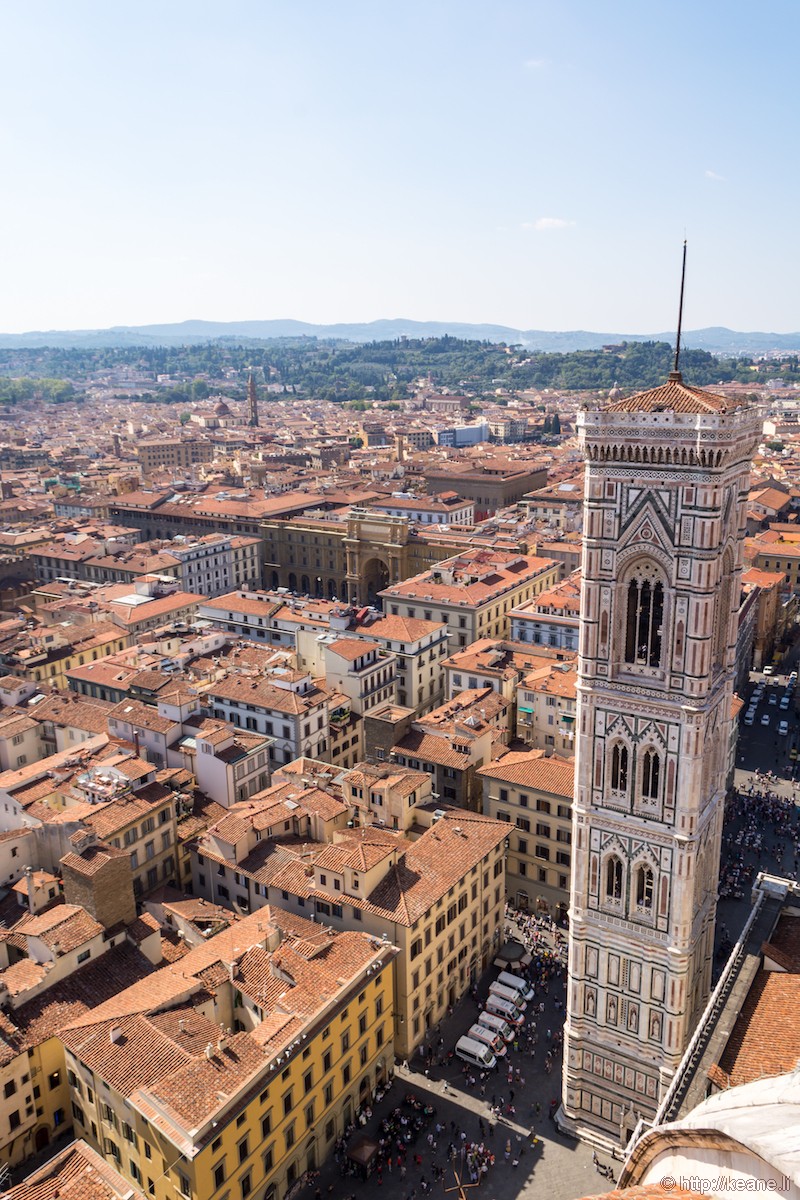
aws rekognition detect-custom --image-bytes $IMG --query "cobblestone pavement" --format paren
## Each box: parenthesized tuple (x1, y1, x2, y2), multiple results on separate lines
(303, 923, 601, 1200)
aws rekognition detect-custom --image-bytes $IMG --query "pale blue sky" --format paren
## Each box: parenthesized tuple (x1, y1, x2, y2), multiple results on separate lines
(1, 0, 797, 334)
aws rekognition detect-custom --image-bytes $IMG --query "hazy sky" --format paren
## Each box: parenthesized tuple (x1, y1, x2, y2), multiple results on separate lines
(1, 0, 797, 334)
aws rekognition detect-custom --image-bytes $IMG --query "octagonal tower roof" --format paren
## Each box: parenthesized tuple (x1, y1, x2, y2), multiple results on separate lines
(604, 370, 744, 416)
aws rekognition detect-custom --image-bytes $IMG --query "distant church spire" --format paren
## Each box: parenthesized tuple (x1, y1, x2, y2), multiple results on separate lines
(247, 372, 259, 428)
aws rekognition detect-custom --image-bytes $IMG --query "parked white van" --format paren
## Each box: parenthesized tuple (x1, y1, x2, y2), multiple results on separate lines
(477, 1010, 515, 1043)
(467, 1023, 507, 1057)
(455, 1035, 496, 1070)
(488, 981, 527, 1012)
(484, 994, 524, 1026)
(497, 970, 535, 1002)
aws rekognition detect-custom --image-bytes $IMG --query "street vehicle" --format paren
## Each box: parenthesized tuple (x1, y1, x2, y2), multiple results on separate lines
(488, 981, 527, 1012)
(764, 665, 775, 676)
(484, 994, 525, 1026)
(779, 720, 789, 736)
(455, 1035, 496, 1069)
(497, 970, 535, 1002)
(761, 714, 770, 726)
(477, 1011, 515, 1043)
(467, 1023, 507, 1057)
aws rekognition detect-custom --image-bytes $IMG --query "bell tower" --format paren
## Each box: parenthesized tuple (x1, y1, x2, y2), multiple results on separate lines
(560, 371, 760, 1145)
(247, 372, 260, 428)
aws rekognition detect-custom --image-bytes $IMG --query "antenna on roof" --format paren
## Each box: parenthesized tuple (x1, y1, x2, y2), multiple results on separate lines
(672, 239, 687, 380)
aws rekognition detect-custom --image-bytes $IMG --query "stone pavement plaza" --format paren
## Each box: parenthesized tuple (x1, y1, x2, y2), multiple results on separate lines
(302, 938, 600, 1200)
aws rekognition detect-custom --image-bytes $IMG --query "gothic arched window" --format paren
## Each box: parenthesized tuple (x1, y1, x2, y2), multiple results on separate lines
(624, 570, 664, 667)
(641, 749, 660, 802)
(606, 856, 623, 900)
(611, 743, 628, 793)
(635, 865, 654, 910)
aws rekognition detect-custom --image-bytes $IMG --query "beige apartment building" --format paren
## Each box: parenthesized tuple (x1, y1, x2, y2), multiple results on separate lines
(479, 749, 574, 918)
(381, 548, 560, 650)
(191, 805, 508, 1059)
(60, 909, 396, 1200)
(516, 660, 578, 754)
(137, 438, 215, 475)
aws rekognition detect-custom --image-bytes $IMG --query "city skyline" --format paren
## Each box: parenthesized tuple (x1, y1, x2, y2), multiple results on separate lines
(2, 0, 799, 335)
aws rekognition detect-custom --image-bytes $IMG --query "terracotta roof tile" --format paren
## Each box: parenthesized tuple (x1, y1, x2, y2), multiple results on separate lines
(604, 373, 743, 415)
(478, 749, 574, 797)
(1, 1138, 147, 1200)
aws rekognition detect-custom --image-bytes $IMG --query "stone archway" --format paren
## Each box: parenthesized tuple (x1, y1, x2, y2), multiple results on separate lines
(35, 1126, 49, 1151)
(359, 557, 390, 607)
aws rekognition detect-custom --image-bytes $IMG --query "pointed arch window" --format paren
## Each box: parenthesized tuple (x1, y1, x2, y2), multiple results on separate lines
(625, 574, 664, 667)
(635, 865, 654, 911)
(641, 749, 660, 802)
(605, 856, 623, 901)
(611, 743, 628, 793)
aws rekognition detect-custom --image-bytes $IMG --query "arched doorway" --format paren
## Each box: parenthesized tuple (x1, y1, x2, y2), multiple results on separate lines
(300, 575, 310, 594)
(360, 557, 390, 606)
(35, 1126, 49, 1151)
(327, 579, 337, 600)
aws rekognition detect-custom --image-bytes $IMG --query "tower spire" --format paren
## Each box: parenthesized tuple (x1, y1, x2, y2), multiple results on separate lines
(671, 239, 687, 379)
(247, 372, 259, 428)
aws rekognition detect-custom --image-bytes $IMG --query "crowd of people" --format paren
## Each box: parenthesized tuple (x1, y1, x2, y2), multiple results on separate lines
(721, 775, 800, 901)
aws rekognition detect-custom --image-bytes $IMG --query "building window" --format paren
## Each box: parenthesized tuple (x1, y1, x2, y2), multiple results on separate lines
(635, 865, 654, 910)
(610, 743, 628, 793)
(641, 748, 660, 801)
(624, 572, 664, 667)
(606, 856, 623, 901)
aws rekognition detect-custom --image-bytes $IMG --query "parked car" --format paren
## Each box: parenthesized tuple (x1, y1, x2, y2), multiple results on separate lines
(778, 720, 789, 736)
(764, 665, 775, 676)
(761, 714, 770, 726)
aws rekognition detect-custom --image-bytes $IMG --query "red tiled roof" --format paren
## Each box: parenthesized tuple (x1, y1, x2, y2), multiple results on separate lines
(1, 1138, 147, 1200)
(478, 749, 574, 797)
(711, 915, 800, 1089)
(604, 373, 742, 415)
